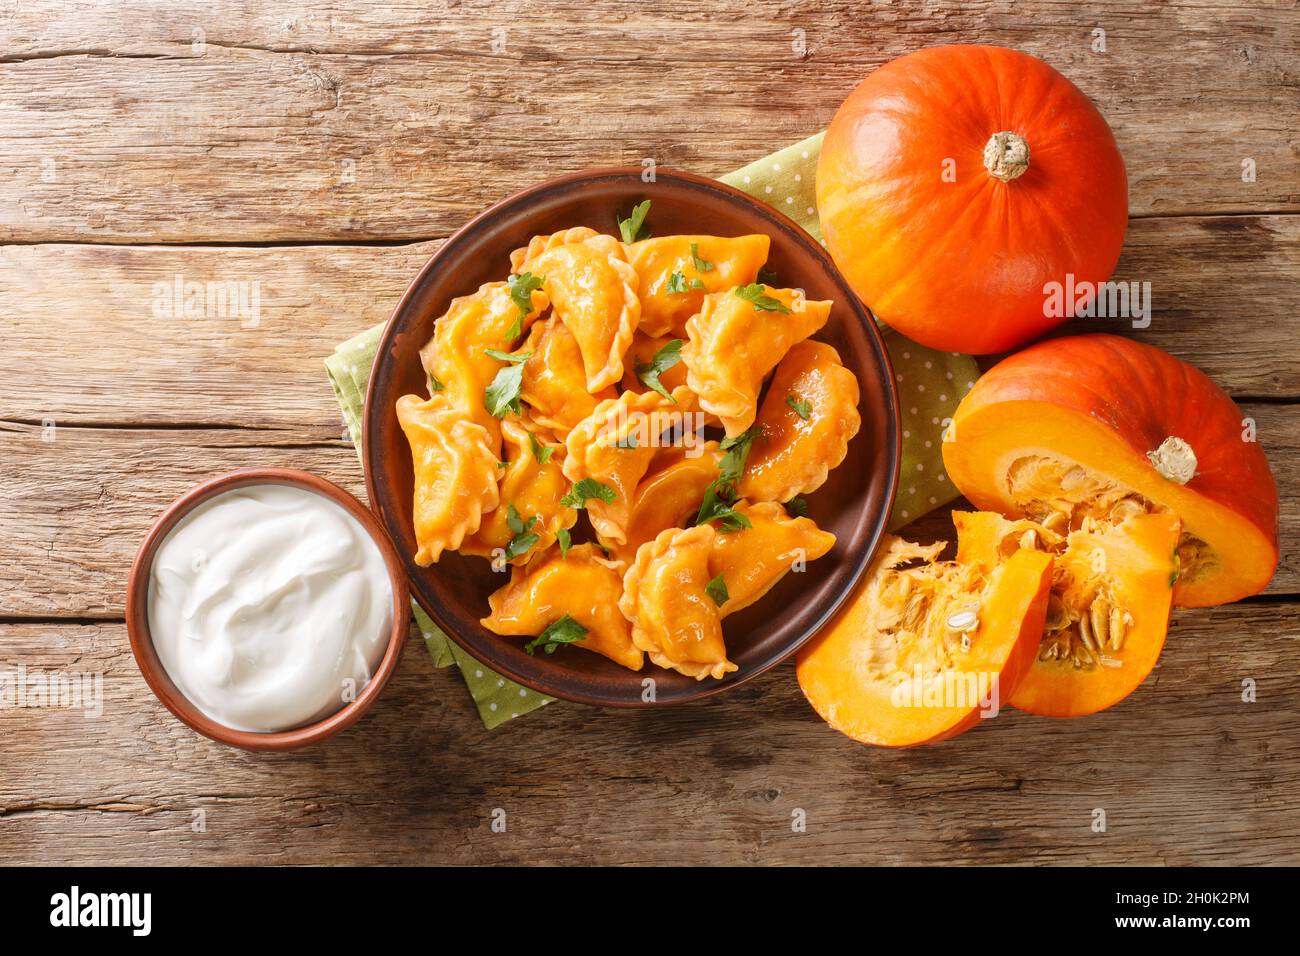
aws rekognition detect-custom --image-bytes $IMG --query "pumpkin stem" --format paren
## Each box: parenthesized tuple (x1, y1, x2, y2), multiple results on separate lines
(1147, 436, 1197, 485)
(983, 132, 1030, 182)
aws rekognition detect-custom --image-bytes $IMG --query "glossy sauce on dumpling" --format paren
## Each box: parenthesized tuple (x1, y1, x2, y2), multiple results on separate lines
(738, 341, 862, 503)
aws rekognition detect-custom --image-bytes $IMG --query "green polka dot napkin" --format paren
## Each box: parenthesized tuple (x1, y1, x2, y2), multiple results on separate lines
(324, 132, 980, 729)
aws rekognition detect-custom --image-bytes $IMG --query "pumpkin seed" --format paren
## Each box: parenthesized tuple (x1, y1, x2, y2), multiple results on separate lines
(1061, 466, 1087, 492)
(1109, 607, 1130, 651)
(1089, 599, 1110, 648)
(1078, 613, 1097, 655)
(1019, 529, 1038, 550)
(1044, 594, 1069, 631)
(1042, 511, 1069, 534)
(945, 607, 979, 631)
(1109, 497, 1145, 522)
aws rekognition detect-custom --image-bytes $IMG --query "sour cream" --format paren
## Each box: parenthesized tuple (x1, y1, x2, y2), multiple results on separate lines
(148, 484, 393, 733)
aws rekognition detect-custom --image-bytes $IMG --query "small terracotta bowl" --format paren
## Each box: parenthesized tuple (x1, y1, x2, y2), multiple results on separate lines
(125, 468, 410, 751)
(365, 167, 900, 707)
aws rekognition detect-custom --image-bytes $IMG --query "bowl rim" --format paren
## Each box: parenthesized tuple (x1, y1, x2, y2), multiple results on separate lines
(364, 165, 900, 706)
(124, 467, 410, 751)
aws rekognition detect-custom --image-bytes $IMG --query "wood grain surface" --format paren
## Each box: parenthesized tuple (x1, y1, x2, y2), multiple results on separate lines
(1, 0, 1297, 866)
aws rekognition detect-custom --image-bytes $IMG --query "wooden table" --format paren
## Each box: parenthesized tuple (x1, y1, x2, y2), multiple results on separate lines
(2, 1, 1296, 866)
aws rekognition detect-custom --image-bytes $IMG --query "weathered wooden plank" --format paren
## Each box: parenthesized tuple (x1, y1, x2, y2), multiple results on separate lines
(1, 603, 1295, 865)
(1, 405, 1295, 620)
(1, 1, 1295, 242)
(1, 215, 1295, 440)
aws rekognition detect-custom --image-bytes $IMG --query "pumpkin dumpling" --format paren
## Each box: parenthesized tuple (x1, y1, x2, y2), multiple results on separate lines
(482, 544, 642, 671)
(953, 510, 1181, 718)
(460, 419, 576, 567)
(524, 233, 640, 392)
(796, 530, 1054, 747)
(682, 284, 831, 437)
(509, 226, 601, 275)
(619, 524, 736, 681)
(624, 234, 771, 337)
(562, 386, 699, 546)
(518, 318, 617, 442)
(738, 341, 861, 503)
(419, 280, 547, 443)
(395, 394, 500, 566)
(606, 442, 723, 564)
(705, 501, 837, 616)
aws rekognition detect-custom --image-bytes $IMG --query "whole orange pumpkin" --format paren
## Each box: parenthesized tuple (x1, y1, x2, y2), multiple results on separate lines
(817, 45, 1129, 354)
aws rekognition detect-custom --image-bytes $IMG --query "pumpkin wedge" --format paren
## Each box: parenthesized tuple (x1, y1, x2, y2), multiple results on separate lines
(954, 511, 1180, 717)
(943, 335, 1279, 607)
(796, 529, 1052, 747)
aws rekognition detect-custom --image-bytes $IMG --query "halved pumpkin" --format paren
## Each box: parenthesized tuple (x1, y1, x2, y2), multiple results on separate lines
(954, 510, 1181, 717)
(943, 334, 1279, 607)
(796, 528, 1052, 747)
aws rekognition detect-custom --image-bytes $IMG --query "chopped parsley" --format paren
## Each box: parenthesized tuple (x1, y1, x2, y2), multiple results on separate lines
(528, 431, 553, 465)
(507, 272, 545, 338)
(786, 394, 813, 420)
(734, 283, 791, 314)
(784, 496, 810, 518)
(634, 338, 683, 401)
(705, 574, 729, 607)
(695, 425, 762, 531)
(561, 477, 617, 509)
(689, 242, 715, 273)
(502, 504, 540, 561)
(525, 614, 588, 655)
(666, 271, 705, 294)
(482, 348, 533, 418)
(556, 527, 572, 559)
(427, 373, 445, 393)
(617, 200, 652, 243)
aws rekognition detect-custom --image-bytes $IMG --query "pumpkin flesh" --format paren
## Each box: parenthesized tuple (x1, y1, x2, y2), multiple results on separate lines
(954, 511, 1180, 717)
(796, 529, 1052, 747)
(943, 335, 1279, 607)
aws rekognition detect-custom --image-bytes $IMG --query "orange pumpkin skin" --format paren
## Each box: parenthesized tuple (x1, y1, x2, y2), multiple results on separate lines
(943, 334, 1279, 607)
(817, 45, 1128, 354)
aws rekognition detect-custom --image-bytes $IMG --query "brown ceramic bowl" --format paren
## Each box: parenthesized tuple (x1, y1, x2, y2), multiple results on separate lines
(365, 167, 899, 707)
(125, 468, 410, 751)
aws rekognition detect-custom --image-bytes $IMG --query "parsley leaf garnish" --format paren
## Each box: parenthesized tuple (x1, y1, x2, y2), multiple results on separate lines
(784, 496, 810, 518)
(705, 574, 729, 607)
(734, 283, 791, 314)
(561, 477, 617, 509)
(502, 504, 540, 562)
(556, 527, 571, 559)
(666, 271, 705, 294)
(786, 394, 813, 420)
(757, 267, 780, 286)
(689, 242, 715, 273)
(482, 348, 532, 418)
(718, 425, 762, 483)
(428, 373, 445, 393)
(634, 338, 683, 401)
(696, 489, 753, 532)
(507, 272, 544, 338)
(525, 614, 588, 655)
(528, 431, 553, 465)
(617, 200, 652, 243)
(694, 425, 762, 531)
